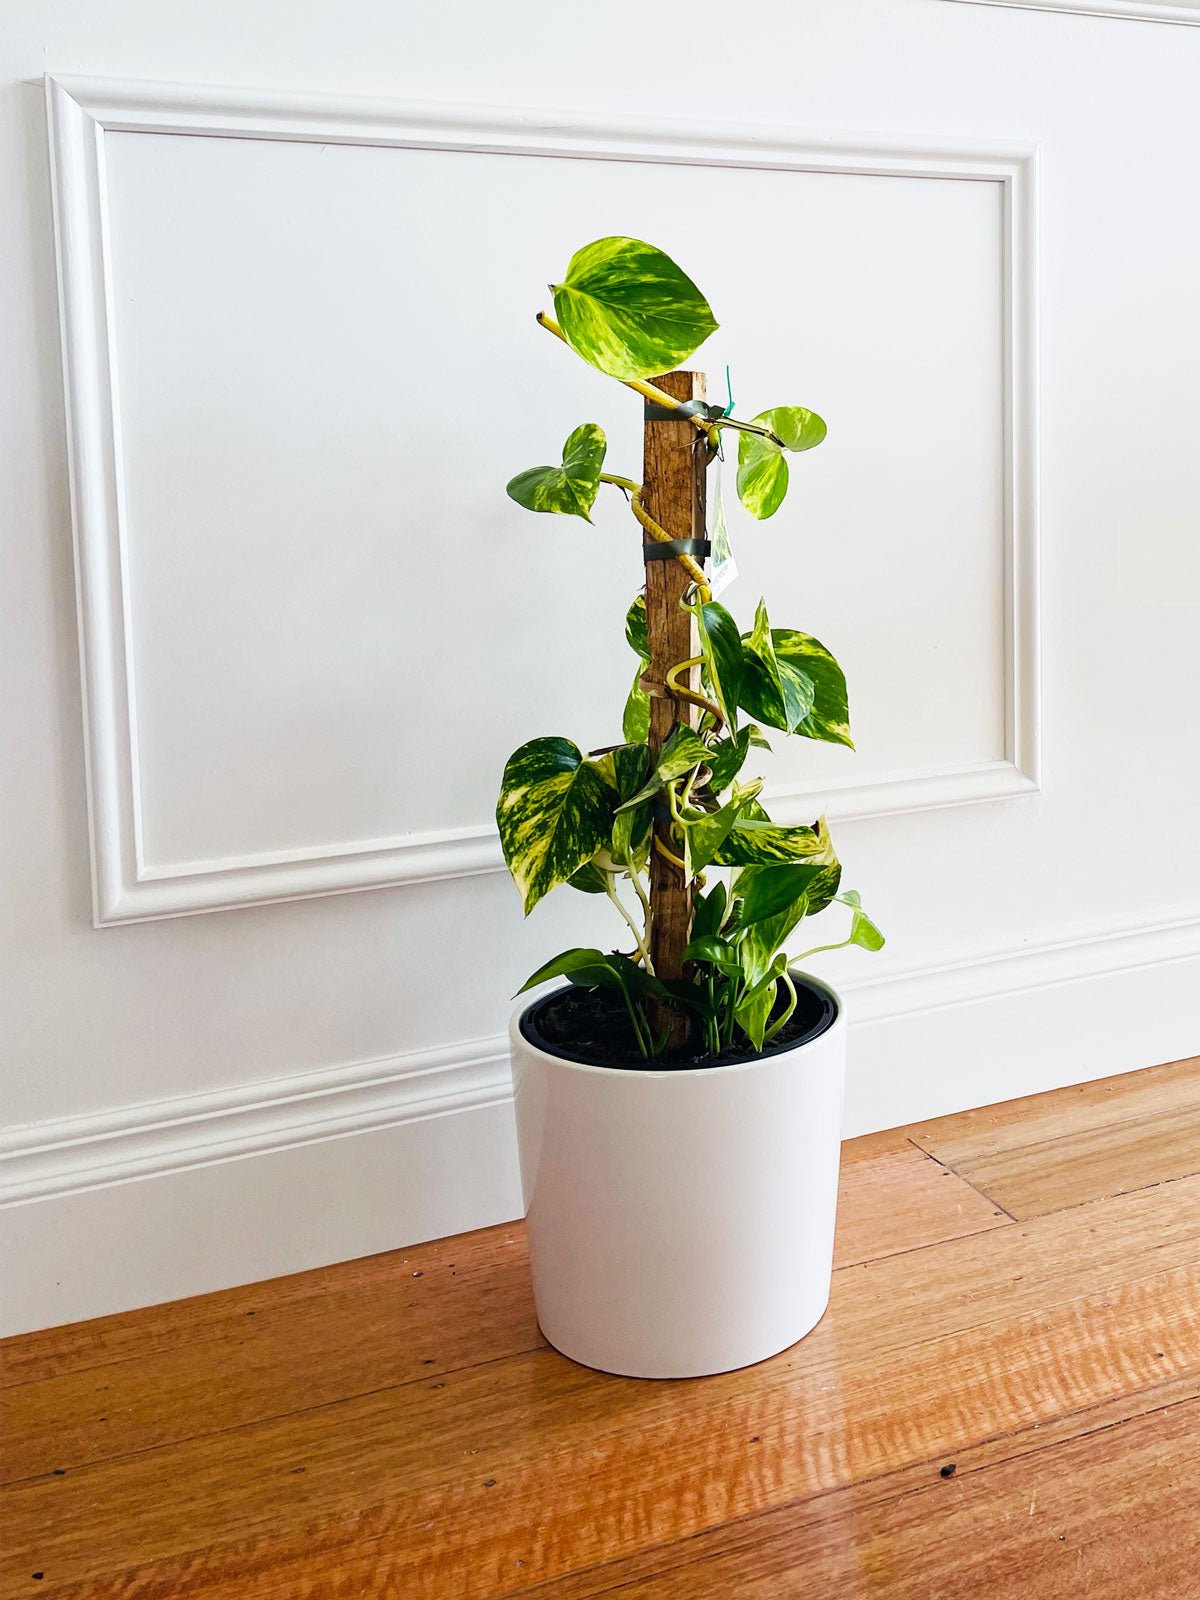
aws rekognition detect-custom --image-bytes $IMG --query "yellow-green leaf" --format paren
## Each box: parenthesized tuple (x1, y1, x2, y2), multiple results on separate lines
(551, 238, 718, 382)
(735, 407, 827, 520)
(507, 423, 606, 522)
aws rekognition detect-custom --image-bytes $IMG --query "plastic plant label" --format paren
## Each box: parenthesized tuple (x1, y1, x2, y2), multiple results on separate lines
(708, 459, 739, 599)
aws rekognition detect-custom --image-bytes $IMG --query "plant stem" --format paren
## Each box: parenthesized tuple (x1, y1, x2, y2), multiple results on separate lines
(665, 655, 723, 726)
(763, 968, 797, 1042)
(713, 415, 786, 449)
(627, 861, 653, 937)
(599, 477, 711, 599)
(604, 877, 654, 975)
(536, 313, 721, 450)
(621, 984, 652, 1059)
(790, 938, 852, 963)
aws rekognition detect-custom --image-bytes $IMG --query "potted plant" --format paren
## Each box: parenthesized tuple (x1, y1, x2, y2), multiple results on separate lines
(498, 237, 884, 1379)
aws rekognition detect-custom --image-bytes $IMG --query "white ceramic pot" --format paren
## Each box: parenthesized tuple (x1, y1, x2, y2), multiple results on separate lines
(509, 971, 845, 1379)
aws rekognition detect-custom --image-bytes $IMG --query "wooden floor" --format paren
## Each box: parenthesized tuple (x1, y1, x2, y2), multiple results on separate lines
(4, 1058, 1200, 1599)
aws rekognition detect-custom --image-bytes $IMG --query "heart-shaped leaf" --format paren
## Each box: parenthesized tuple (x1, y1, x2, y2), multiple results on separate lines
(507, 423, 607, 522)
(739, 600, 815, 733)
(771, 629, 853, 748)
(840, 889, 886, 951)
(497, 737, 616, 914)
(735, 407, 827, 520)
(551, 238, 718, 382)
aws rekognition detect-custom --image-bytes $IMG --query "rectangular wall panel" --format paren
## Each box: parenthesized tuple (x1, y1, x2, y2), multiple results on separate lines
(48, 77, 1039, 922)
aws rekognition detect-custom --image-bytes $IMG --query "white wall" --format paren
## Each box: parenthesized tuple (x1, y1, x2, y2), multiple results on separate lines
(2, 0, 1198, 1336)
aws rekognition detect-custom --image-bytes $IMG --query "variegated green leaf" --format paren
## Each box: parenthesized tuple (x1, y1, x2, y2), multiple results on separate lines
(714, 811, 837, 867)
(735, 407, 827, 520)
(690, 600, 743, 730)
(684, 780, 761, 878)
(704, 726, 756, 793)
(622, 668, 650, 743)
(590, 741, 650, 802)
(617, 725, 710, 811)
(506, 423, 606, 522)
(611, 798, 651, 871)
(551, 237, 718, 382)
(497, 737, 616, 914)
(739, 600, 814, 734)
(772, 630, 853, 748)
(625, 594, 649, 660)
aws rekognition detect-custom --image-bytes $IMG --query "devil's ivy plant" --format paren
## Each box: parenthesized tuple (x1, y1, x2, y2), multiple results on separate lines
(497, 236, 883, 1061)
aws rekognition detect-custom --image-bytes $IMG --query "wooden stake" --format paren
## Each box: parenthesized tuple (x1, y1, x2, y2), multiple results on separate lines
(642, 370, 708, 1046)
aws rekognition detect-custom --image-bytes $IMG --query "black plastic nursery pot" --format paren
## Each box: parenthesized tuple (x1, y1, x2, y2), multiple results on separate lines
(518, 968, 839, 1072)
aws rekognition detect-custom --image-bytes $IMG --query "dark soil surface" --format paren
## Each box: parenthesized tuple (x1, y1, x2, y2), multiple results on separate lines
(521, 977, 836, 1071)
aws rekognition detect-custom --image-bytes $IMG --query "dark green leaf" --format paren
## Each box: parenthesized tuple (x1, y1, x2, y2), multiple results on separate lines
(517, 947, 617, 994)
(551, 237, 718, 382)
(736, 863, 828, 927)
(568, 861, 610, 894)
(691, 881, 727, 941)
(681, 934, 743, 979)
(507, 423, 606, 521)
(704, 727, 755, 793)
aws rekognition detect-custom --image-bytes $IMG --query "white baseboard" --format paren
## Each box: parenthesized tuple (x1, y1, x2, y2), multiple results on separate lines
(3, 908, 1198, 1335)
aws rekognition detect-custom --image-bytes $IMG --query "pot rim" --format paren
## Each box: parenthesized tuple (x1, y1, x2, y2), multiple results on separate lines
(510, 967, 843, 1081)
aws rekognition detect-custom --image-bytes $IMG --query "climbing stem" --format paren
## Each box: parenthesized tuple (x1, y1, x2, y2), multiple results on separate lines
(665, 656, 723, 725)
(536, 312, 721, 451)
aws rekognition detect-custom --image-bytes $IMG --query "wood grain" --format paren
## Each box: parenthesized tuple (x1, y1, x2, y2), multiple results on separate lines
(530, 1392, 1200, 1598)
(913, 1053, 1200, 1167)
(641, 368, 705, 1005)
(952, 1100, 1200, 1219)
(0, 1145, 999, 1483)
(2, 1060, 1198, 1599)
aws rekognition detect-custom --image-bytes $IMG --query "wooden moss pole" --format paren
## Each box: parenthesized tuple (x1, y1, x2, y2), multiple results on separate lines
(642, 370, 709, 1046)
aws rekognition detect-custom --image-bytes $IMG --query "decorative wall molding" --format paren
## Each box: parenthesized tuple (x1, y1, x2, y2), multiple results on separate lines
(945, 0, 1200, 24)
(0, 1034, 513, 1206)
(7, 904, 1195, 1210)
(47, 73, 1040, 923)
